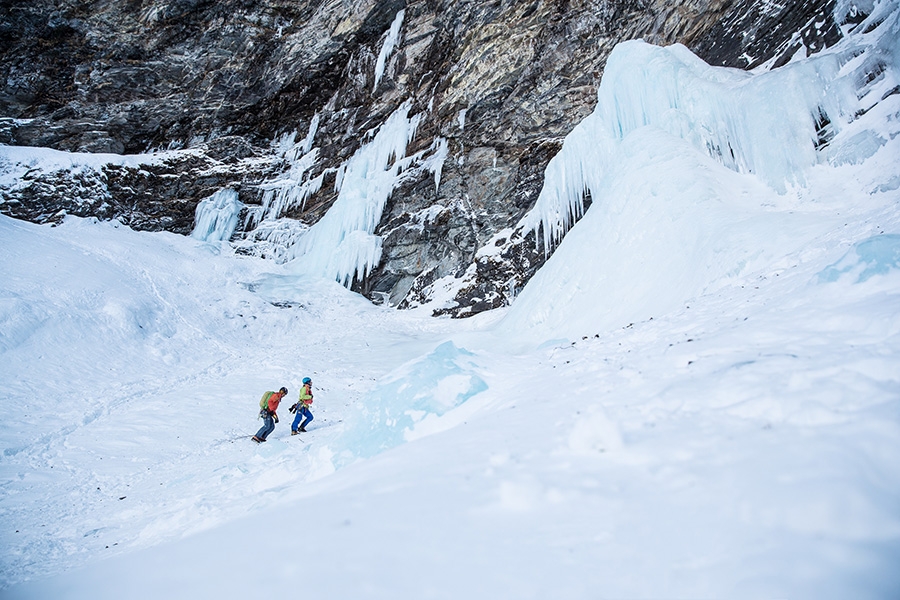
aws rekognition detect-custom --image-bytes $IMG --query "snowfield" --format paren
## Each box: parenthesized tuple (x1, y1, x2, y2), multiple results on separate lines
(2, 2, 900, 598)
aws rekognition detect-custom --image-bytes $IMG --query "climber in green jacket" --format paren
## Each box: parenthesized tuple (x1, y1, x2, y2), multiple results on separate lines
(291, 377, 314, 434)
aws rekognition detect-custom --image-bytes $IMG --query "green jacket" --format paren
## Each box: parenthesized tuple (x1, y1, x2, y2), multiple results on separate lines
(298, 385, 313, 408)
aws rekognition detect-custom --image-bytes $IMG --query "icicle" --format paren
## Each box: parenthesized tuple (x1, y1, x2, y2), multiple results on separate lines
(334, 163, 346, 193)
(275, 131, 298, 160)
(300, 113, 319, 155)
(374, 10, 405, 92)
(191, 189, 242, 242)
(522, 20, 888, 255)
(231, 217, 310, 263)
(287, 100, 420, 286)
(256, 147, 321, 223)
(273, 114, 319, 163)
(424, 137, 449, 191)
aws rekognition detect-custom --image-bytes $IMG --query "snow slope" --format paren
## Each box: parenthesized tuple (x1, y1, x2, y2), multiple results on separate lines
(0, 213, 464, 588)
(2, 2, 900, 598)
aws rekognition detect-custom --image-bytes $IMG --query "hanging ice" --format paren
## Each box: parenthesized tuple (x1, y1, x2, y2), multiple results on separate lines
(423, 137, 449, 190)
(298, 113, 320, 156)
(286, 100, 422, 286)
(273, 113, 319, 161)
(374, 10, 405, 91)
(521, 3, 900, 253)
(247, 115, 324, 230)
(499, 2, 900, 343)
(190, 189, 242, 242)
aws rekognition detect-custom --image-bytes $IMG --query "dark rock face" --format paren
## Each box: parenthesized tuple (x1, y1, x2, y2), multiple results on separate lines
(692, 0, 843, 69)
(0, 134, 280, 231)
(0, 0, 840, 315)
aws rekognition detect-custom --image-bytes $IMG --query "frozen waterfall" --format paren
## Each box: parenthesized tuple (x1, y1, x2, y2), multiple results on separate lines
(524, 2, 899, 253)
(286, 100, 422, 286)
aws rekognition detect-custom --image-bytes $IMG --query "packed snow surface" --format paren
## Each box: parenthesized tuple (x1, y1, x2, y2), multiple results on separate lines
(2, 3, 900, 598)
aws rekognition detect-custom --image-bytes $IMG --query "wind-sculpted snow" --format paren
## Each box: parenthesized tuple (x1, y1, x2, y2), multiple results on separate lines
(4, 195, 899, 597)
(0, 213, 462, 589)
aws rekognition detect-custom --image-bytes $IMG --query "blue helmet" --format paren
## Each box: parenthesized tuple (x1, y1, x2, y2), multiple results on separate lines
(302, 377, 312, 385)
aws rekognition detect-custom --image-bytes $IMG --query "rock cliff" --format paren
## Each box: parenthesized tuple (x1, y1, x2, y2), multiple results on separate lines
(0, 0, 844, 315)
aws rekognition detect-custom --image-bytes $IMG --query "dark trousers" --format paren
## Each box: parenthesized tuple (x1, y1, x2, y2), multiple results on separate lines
(255, 412, 275, 440)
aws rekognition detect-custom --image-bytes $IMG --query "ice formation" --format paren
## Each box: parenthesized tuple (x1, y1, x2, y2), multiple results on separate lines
(246, 116, 324, 230)
(339, 341, 487, 461)
(273, 114, 319, 161)
(523, 1, 900, 253)
(287, 100, 422, 286)
(374, 10, 405, 91)
(424, 137, 449, 190)
(190, 189, 242, 242)
(230, 218, 310, 263)
(500, 1, 900, 342)
(818, 234, 900, 283)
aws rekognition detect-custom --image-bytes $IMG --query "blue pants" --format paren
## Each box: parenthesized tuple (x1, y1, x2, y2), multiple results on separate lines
(292, 406, 313, 431)
(255, 413, 275, 440)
